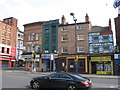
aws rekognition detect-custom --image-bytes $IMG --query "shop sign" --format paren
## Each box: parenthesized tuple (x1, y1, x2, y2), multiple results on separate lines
(41, 54, 58, 60)
(91, 56, 111, 61)
(114, 54, 120, 59)
(22, 55, 32, 58)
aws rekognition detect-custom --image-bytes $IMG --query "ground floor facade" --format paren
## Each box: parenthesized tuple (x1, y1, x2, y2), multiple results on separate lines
(0, 55, 16, 67)
(58, 54, 89, 74)
(89, 54, 114, 75)
(22, 53, 117, 75)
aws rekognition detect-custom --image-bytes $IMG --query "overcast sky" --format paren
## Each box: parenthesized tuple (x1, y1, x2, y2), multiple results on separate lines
(0, 0, 118, 44)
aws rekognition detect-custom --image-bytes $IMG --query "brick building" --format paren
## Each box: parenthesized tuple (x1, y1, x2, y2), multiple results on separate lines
(88, 19, 114, 75)
(23, 21, 44, 71)
(114, 14, 120, 53)
(0, 17, 18, 67)
(58, 14, 92, 73)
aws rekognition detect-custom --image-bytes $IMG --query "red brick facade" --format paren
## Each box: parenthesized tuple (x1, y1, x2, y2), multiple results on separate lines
(0, 17, 18, 67)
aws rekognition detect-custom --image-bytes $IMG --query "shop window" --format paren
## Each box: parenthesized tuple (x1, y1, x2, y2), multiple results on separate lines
(79, 61, 84, 67)
(69, 62, 74, 68)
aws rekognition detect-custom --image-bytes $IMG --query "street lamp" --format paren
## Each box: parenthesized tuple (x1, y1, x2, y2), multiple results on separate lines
(70, 13, 78, 74)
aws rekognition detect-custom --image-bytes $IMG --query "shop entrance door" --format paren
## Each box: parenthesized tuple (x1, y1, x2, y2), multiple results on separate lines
(68, 59, 75, 73)
(91, 62, 96, 74)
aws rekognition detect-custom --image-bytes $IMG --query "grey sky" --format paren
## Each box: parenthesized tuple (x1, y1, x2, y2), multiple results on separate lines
(0, 0, 118, 44)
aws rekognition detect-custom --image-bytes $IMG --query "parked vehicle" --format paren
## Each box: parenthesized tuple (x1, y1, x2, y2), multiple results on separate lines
(30, 72, 92, 90)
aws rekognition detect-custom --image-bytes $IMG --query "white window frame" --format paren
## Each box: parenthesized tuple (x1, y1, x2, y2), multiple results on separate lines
(77, 46, 85, 53)
(77, 26, 85, 30)
(61, 35, 68, 42)
(35, 34, 39, 40)
(8, 26, 11, 31)
(61, 27, 68, 31)
(61, 47, 68, 53)
(77, 34, 84, 40)
(28, 34, 31, 41)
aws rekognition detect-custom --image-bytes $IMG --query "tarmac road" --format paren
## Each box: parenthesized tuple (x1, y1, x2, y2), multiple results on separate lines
(1, 68, 120, 90)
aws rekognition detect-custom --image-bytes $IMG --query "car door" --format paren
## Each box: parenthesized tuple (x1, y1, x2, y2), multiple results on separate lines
(55, 73, 73, 88)
(45, 73, 60, 88)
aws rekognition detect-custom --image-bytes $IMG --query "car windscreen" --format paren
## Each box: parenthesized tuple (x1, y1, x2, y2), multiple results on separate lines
(69, 74, 88, 81)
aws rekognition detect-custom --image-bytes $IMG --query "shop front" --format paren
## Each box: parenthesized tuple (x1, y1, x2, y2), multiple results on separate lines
(58, 54, 89, 74)
(0, 55, 16, 67)
(22, 54, 41, 71)
(89, 55, 114, 75)
(41, 54, 58, 72)
(114, 54, 120, 75)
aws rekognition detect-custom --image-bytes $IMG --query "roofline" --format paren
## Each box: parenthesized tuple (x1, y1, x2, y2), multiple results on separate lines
(23, 21, 45, 27)
(59, 22, 90, 27)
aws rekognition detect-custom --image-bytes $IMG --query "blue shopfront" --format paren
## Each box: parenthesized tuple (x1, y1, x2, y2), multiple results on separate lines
(114, 54, 120, 75)
(41, 54, 58, 72)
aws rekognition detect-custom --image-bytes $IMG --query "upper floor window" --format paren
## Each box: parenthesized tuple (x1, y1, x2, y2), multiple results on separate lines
(61, 27, 68, 31)
(93, 36, 99, 41)
(103, 45, 109, 53)
(31, 33, 35, 40)
(27, 46, 31, 52)
(35, 45, 40, 52)
(7, 40, 10, 45)
(77, 46, 85, 53)
(28, 34, 30, 41)
(3, 24, 6, 29)
(61, 35, 68, 42)
(8, 26, 11, 31)
(103, 35, 109, 40)
(8, 32, 10, 38)
(2, 38, 5, 44)
(35, 34, 39, 40)
(77, 26, 85, 30)
(61, 47, 68, 53)
(93, 46, 99, 53)
(77, 34, 84, 40)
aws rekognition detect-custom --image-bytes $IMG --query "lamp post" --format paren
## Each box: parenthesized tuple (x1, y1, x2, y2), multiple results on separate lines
(70, 13, 78, 74)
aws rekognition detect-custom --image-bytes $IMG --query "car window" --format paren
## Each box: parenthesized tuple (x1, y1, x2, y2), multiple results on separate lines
(59, 74, 72, 80)
(47, 73, 59, 79)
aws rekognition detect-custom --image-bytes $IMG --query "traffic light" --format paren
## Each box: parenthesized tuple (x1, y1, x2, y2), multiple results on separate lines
(31, 53, 35, 59)
(74, 56, 78, 61)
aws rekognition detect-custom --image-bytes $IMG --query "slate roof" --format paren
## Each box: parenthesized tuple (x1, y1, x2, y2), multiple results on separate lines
(90, 26, 109, 32)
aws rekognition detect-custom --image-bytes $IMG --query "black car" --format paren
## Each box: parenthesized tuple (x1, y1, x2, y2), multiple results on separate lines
(30, 72, 92, 90)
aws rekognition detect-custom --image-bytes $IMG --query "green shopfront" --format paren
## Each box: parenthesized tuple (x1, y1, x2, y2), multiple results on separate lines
(89, 55, 114, 75)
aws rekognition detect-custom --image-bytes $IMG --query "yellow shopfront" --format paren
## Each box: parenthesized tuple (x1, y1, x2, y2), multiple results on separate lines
(89, 56, 114, 75)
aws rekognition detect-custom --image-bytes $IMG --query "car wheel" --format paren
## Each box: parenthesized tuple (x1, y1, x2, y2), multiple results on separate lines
(32, 81, 40, 89)
(67, 85, 77, 90)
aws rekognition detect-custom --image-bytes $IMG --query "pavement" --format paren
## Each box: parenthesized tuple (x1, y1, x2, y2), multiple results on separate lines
(1, 67, 119, 79)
